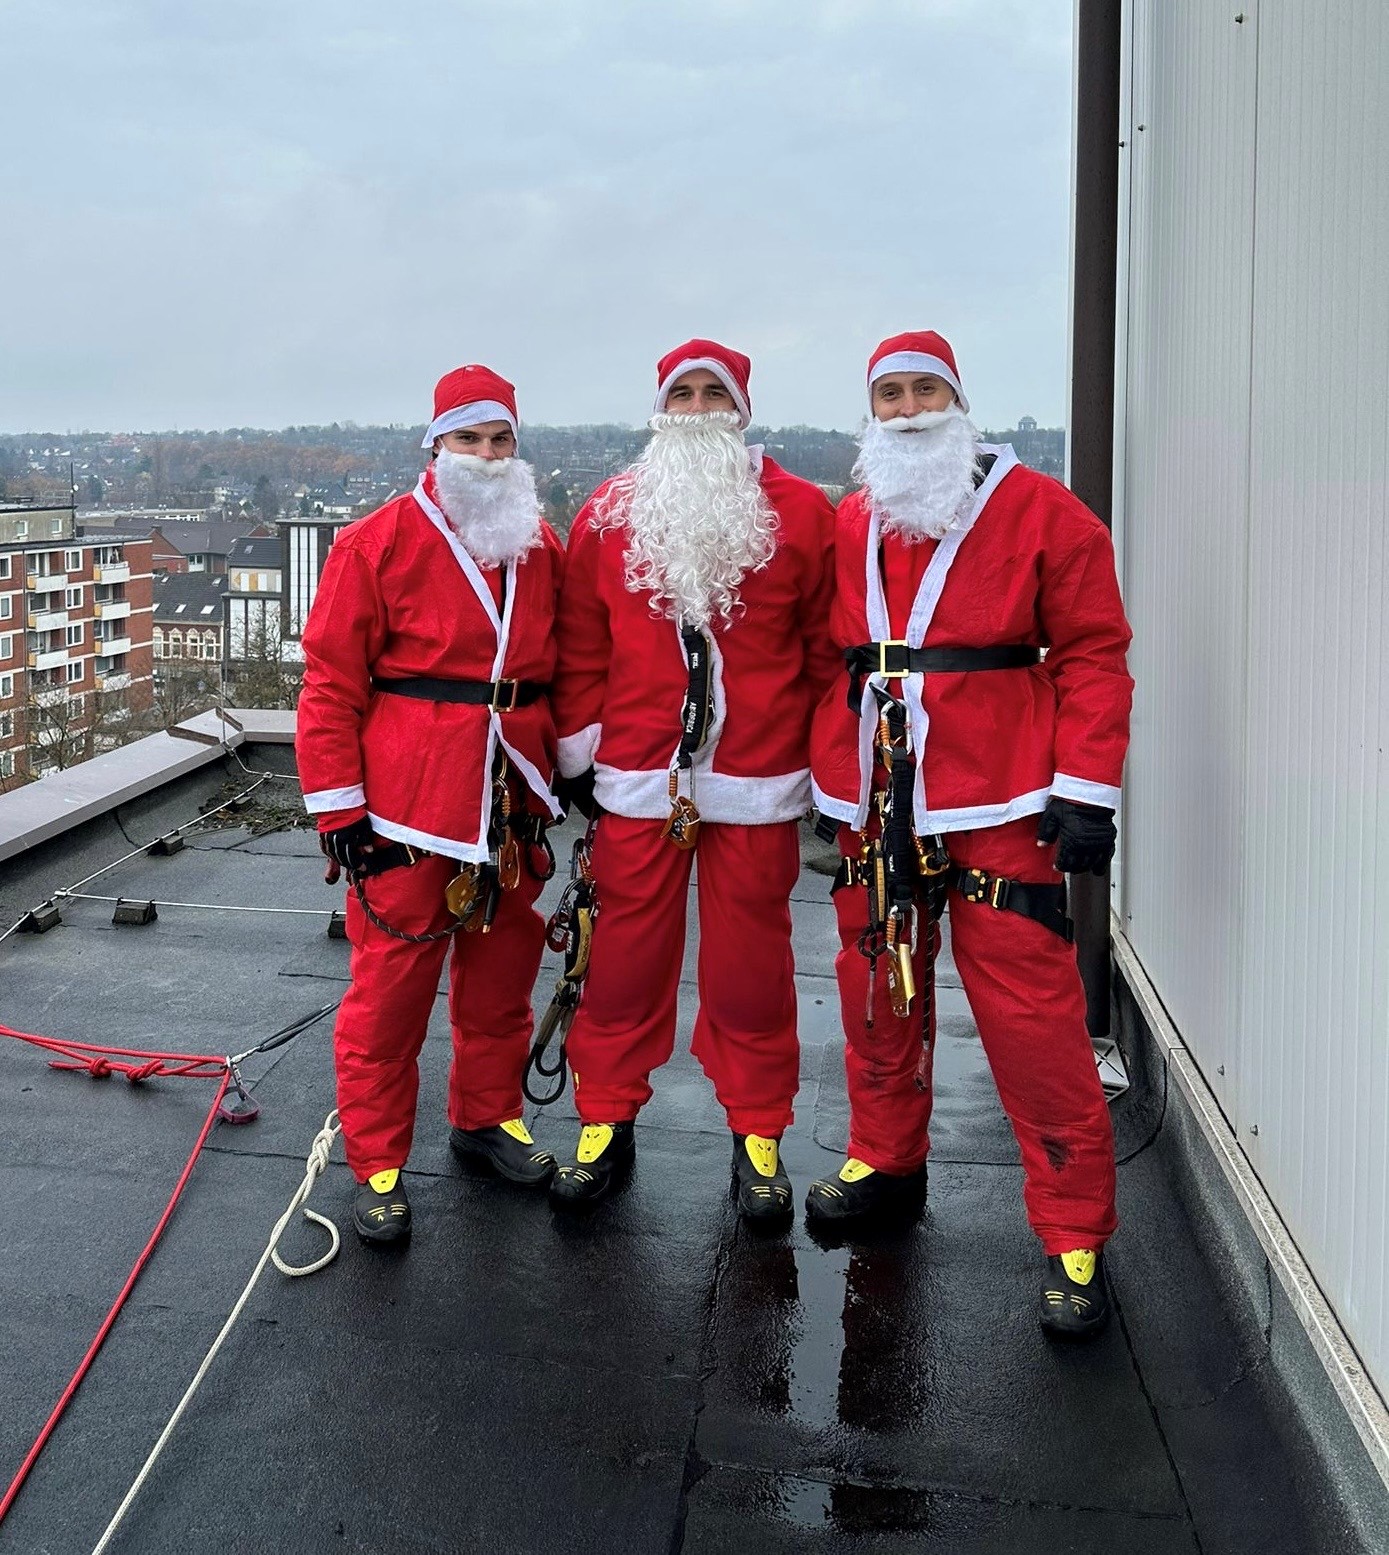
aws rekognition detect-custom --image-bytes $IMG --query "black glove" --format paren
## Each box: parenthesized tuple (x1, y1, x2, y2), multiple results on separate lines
(319, 816, 380, 876)
(555, 768, 597, 821)
(1036, 797, 1116, 876)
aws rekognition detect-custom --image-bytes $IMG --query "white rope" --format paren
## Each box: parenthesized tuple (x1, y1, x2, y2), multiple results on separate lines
(91, 1110, 343, 1555)
(57, 892, 333, 918)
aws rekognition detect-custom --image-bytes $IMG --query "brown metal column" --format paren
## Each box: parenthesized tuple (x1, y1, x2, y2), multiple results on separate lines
(1068, 1, 1123, 1038)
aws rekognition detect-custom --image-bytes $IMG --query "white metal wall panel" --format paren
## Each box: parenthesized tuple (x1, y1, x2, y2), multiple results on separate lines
(1119, 0, 1389, 1394)
(1238, 0, 1389, 1397)
(1119, 0, 1259, 1120)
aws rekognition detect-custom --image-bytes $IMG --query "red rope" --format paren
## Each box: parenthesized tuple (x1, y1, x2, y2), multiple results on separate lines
(0, 1028, 231, 1528)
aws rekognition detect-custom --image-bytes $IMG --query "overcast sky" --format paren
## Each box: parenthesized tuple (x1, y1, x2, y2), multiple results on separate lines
(0, 0, 1075, 434)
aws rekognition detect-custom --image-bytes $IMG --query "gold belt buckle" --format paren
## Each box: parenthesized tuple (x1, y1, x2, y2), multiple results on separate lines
(491, 679, 521, 712)
(877, 640, 911, 676)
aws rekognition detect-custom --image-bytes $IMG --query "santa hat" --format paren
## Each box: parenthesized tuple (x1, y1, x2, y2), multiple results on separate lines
(867, 331, 969, 415)
(653, 338, 753, 428)
(420, 364, 519, 448)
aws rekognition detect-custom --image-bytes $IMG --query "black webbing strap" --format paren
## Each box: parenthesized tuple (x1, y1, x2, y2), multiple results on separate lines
(372, 675, 545, 711)
(953, 866, 1073, 942)
(878, 698, 919, 917)
(675, 627, 713, 770)
(845, 643, 1040, 713)
(831, 856, 1073, 942)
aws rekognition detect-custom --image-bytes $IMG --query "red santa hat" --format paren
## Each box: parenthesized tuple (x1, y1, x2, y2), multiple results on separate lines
(652, 338, 753, 428)
(420, 364, 519, 448)
(867, 331, 969, 415)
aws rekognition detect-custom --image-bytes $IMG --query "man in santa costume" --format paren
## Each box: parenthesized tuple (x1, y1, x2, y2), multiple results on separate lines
(809, 332, 1133, 1337)
(548, 339, 838, 1222)
(297, 364, 564, 1244)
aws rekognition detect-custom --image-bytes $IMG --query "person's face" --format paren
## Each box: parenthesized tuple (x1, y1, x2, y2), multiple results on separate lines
(433, 421, 516, 460)
(664, 369, 737, 416)
(870, 372, 957, 421)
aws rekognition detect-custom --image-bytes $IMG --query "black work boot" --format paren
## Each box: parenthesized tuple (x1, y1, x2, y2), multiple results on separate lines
(731, 1133, 793, 1227)
(804, 1158, 927, 1227)
(352, 1168, 412, 1244)
(549, 1122, 636, 1210)
(450, 1118, 556, 1187)
(1040, 1248, 1110, 1339)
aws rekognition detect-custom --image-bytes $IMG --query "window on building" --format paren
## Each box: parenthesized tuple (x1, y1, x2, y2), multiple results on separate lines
(0, 595, 10, 619)
(65, 550, 82, 571)
(50, 518, 63, 536)
(0, 673, 11, 698)
(0, 557, 10, 579)
(66, 586, 83, 609)
(0, 634, 11, 659)
(0, 713, 12, 739)
(170, 630, 183, 656)
(15, 522, 27, 539)
(257, 572, 268, 590)
(66, 624, 83, 647)
(66, 660, 84, 684)
(0, 751, 14, 779)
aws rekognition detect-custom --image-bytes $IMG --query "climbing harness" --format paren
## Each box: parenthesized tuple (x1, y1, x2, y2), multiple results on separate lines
(346, 754, 554, 945)
(661, 624, 713, 850)
(524, 820, 599, 1105)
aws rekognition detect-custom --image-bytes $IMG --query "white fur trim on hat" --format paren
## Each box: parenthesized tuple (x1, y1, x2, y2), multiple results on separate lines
(421, 400, 518, 447)
(867, 352, 969, 414)
(652, 358, 752, 429)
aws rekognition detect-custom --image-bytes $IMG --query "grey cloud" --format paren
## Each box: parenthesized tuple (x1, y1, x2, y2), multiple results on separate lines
(0, 0, 1073, 432)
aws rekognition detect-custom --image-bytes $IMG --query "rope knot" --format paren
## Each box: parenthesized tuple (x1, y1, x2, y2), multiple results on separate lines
(88, 1057, 113, 1079)
(126, 1060, 163, 1084)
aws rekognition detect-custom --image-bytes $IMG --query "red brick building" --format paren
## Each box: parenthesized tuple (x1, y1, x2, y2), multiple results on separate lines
(0, 535, 155, 782)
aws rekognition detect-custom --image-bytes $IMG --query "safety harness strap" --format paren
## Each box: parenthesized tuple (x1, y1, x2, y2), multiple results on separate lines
(953, 866, 1073, 942)
(832, 856, 1073, 942)
(845, 643, 1040, 713)
(675, 627, 714, 769)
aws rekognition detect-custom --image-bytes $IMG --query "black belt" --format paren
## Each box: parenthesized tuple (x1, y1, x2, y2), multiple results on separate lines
(831, 855, 1072, 942)
(845, 642, 1040, 712)
(372, 675, 546, 711)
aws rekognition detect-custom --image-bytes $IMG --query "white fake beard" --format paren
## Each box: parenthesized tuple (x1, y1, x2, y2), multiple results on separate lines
(853, 406, 983, 543)
(594, 410, 778, 629)
(432, 448, 543, 567)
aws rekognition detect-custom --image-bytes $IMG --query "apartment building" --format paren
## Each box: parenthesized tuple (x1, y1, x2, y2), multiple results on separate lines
(0, 535, 155, 781)
(0, 502, 75, 547)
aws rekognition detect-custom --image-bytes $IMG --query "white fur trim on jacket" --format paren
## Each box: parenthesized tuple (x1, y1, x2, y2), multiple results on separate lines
(303, 784, 367, 814)
(813, 780, 1053, 837)
(558, 724, 602, 779)
(367, 811, 491, 865)
(1050, 773, 1122, 810)
(596, 764, 811, 824)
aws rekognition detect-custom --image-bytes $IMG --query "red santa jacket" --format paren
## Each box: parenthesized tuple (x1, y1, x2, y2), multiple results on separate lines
(810, 445, 1133, 833)
(553, 454, 838, 824)
(297, 472, 563, 863)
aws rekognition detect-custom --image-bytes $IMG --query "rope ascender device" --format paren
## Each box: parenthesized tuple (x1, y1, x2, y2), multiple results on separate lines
(524, 820, 599, 1105)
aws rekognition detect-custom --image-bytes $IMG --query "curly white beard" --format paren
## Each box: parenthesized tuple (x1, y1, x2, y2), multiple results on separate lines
(432, 449, 543, 567)
(593, 410, 778, 629)
(853, 406, 983, 543)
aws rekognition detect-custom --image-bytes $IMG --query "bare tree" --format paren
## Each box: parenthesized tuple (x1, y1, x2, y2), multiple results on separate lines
(230, 614, 300, 709)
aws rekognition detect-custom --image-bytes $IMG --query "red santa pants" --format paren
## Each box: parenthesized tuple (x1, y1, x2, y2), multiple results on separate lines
(566, 815, 802, 1136)
(334, 852, 547, 1180)
(834, 816, 1117, 1254)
